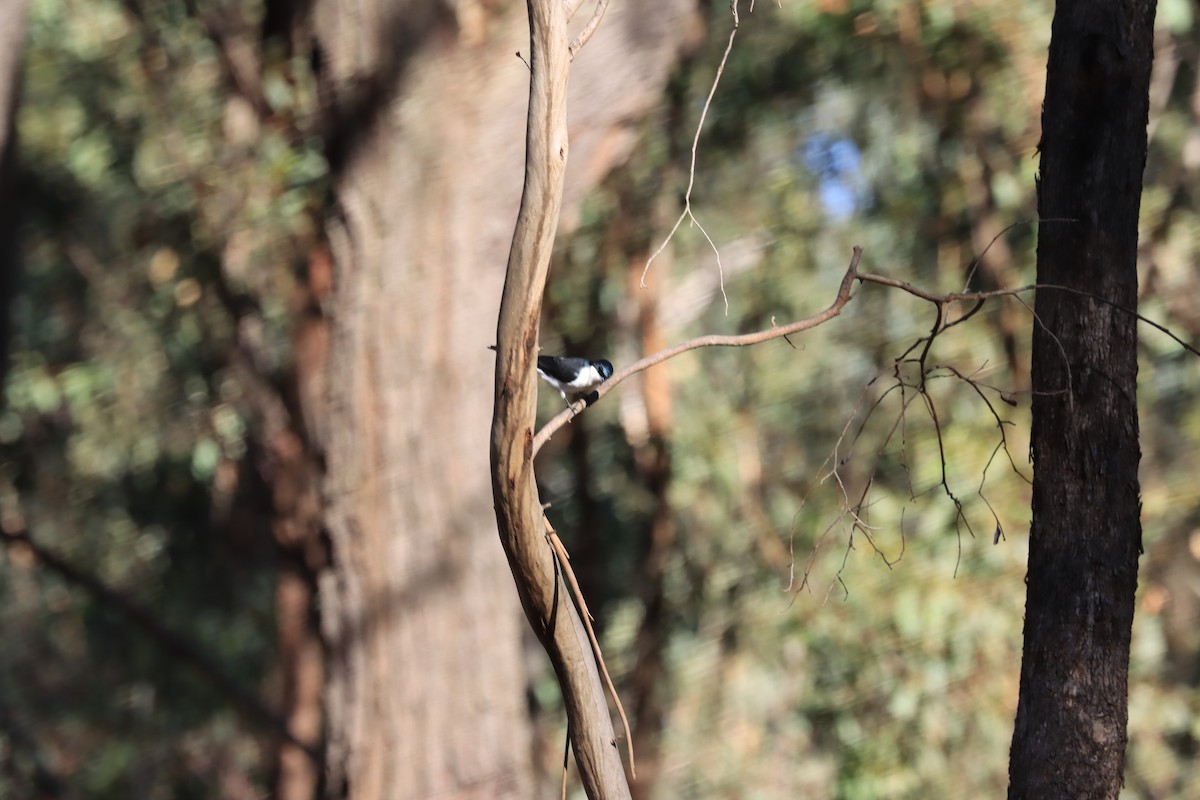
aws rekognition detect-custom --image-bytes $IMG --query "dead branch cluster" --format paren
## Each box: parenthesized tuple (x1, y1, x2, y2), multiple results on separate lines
(537, 243, 1200, 602)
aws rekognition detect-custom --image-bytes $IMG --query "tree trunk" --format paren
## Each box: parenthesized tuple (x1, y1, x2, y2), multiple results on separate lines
(1008, 1, 1155, 797)
(309, 1, 696, 796)
(626, 256, 674, 800)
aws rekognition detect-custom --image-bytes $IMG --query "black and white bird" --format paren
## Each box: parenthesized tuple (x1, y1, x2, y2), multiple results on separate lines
(536, 355, 614, 407)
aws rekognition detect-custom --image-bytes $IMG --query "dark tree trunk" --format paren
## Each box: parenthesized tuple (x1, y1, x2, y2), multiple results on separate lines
(0, 0, 30, 393)
(1008, 1, 1156, 797)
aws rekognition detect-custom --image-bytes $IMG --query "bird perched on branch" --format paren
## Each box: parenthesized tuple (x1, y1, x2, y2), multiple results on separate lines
(536, 355, 614, 407)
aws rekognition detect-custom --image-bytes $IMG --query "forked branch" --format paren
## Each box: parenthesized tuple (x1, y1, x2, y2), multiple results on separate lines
(568, 0, 609, 57)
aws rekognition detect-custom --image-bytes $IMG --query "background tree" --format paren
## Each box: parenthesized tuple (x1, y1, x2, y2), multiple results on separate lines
(309, 0, 696, 796)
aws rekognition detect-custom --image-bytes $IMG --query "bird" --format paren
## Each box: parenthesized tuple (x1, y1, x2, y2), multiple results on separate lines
(536, 355, 614, 407)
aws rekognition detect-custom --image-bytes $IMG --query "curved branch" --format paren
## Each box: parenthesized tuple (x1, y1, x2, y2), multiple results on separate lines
(490, 1, 630, 796)
(535, 246, 864, 455)
(568, 0, 609, 58)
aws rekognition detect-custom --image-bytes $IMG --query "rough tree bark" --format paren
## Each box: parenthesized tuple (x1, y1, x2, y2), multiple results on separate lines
(309, 0, 695, 796)
(1008, 0, 1155, 797)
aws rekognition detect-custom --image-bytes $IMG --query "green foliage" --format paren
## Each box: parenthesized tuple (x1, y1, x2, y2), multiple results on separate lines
(2, 0, 323, 795)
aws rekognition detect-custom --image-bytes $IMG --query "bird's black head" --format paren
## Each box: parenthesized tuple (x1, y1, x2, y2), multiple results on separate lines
(593, 359, 614, 380)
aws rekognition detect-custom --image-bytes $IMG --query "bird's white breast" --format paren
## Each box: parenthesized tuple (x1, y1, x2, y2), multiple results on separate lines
(565, 365, 603, 391)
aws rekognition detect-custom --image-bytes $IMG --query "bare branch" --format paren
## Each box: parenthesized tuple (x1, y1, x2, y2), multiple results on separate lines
(755, 227, 1193, 602)
(563, 0, 587, 20)
(937, 364, 1031, 485)
(535, 246, 864, 455)
(962, 217, 1070, 290)
(856, 271, 1036, 305)
(568, 0, 609, 58)
(642, 2, 743, 313)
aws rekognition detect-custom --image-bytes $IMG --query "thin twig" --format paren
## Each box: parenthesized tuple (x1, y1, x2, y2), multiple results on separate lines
(563, 0, 587, 20)
(961, 217, 1076, 290)
(857, 271, 1200, 357)
(785, 377, 881, 594)
(1037, 282, 1200, 357)
(642, 1, 743, 313)
(937, 364, 1031, 484)
(568, 0, 609, 58)
(776, 223, 1198, 594)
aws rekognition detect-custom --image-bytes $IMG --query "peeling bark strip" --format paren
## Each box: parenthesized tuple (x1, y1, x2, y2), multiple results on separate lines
(1009, 0, 1155, 797)
(490, 2, 632, 797)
